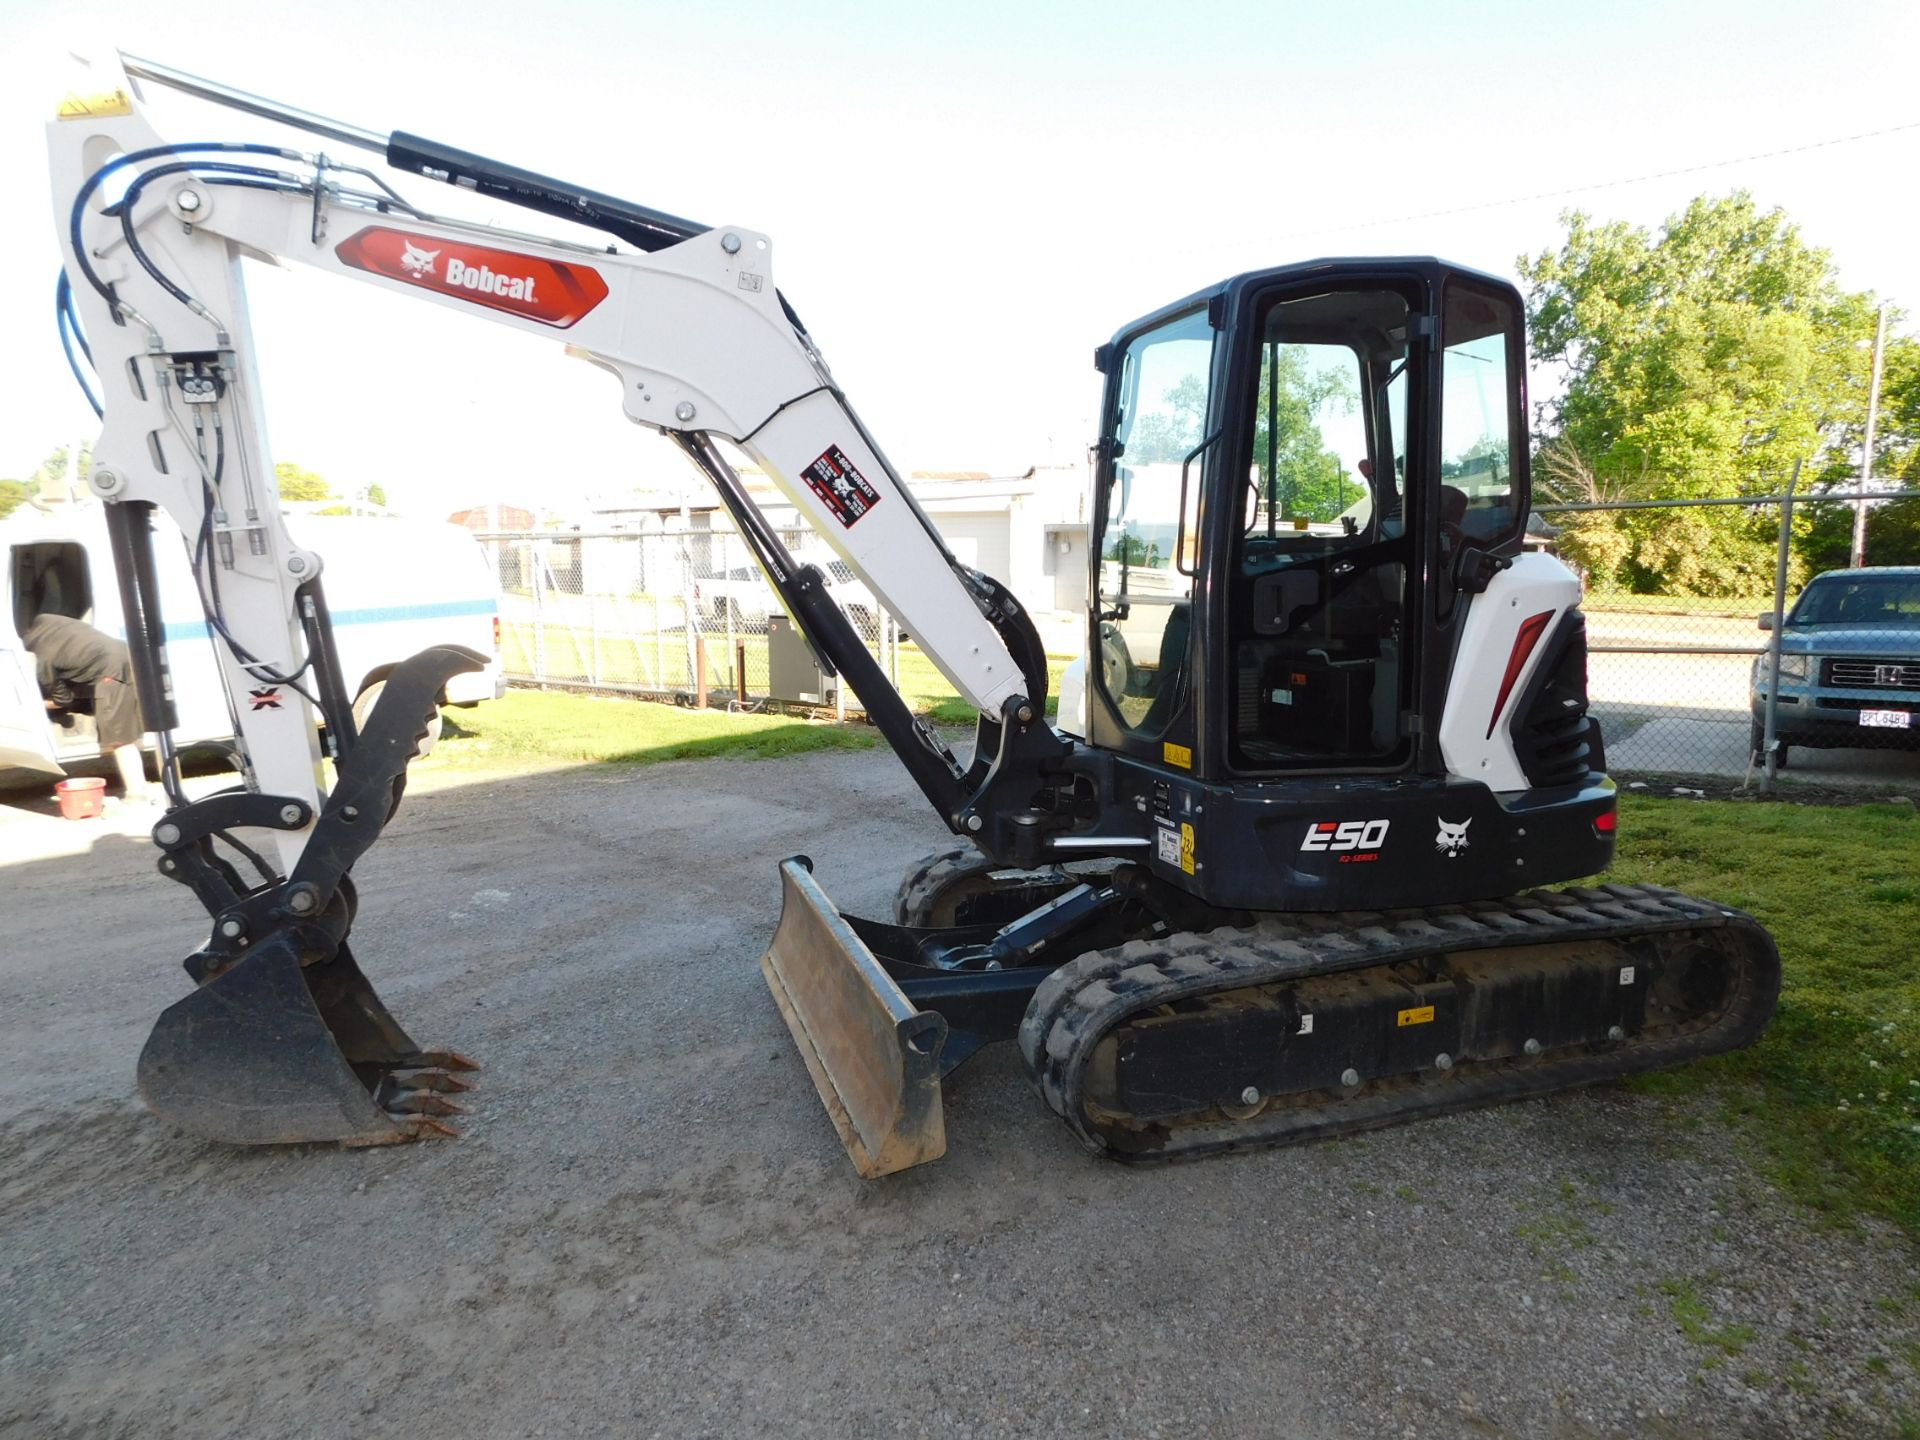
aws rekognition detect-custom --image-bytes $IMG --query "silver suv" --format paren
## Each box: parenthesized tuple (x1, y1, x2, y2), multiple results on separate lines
(1751, 566, 1920, 765)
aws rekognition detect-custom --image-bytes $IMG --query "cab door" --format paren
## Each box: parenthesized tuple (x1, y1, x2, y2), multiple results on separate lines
(1217, 279, 1426, 775)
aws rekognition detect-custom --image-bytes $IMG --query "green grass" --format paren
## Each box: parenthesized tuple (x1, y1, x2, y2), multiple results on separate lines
(1610, 793, 1920, 1235)
(1657, 1277, 1758, 1361)
(423, 689, 877, 771)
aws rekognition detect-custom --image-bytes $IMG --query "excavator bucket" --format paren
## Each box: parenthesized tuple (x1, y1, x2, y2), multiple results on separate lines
(138, 929, 476, 1147)
(134, 646, 486, 1146)
(761, 856, 948, 1178)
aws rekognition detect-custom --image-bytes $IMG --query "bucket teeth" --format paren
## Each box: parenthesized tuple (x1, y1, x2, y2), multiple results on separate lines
(388, 1069, 475, 1095)
(390, 1093, 466, 1117)
(348, 1115, 462, 1146)
(374, 1077, 469, 1115)
(412, 1048, 480, 1073)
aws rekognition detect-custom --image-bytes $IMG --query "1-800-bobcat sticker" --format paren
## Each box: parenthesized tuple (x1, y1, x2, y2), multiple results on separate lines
(802, 445, 883, 527)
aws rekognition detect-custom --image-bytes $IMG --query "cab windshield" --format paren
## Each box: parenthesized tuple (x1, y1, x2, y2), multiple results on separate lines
(1093, 307, 1214, 739)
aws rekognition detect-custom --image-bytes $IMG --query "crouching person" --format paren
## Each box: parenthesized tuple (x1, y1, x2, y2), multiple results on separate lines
(22, 612, 162, 806)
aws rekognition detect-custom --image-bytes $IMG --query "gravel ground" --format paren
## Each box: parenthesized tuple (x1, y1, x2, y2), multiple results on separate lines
(3, 749, 1919, 1438)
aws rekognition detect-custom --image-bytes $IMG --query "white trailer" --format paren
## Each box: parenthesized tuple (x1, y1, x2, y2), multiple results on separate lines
(0, 506, 504, 779)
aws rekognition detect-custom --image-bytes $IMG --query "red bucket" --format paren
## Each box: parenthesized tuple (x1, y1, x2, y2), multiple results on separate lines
(55, 776, 108, 821)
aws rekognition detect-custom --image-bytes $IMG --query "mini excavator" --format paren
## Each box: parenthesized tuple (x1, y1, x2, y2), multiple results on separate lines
(44, 56, 1779, 1175)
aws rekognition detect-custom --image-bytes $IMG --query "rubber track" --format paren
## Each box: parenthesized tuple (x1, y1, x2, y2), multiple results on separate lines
(1017, 883, 1780, 1163)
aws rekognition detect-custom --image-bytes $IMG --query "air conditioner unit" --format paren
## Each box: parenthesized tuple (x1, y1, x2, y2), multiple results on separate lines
(766, 614, 836, 705)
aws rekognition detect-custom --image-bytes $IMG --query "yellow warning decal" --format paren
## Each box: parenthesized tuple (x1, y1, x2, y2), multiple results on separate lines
(1179, 822, 1196, 876)
(57, 89, 133, 119)
(1163, 741, 1192, 769)
(1396, 1005, 1435, 1028)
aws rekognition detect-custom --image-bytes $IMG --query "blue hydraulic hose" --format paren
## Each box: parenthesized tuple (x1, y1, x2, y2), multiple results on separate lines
(55, 270, 103, 418)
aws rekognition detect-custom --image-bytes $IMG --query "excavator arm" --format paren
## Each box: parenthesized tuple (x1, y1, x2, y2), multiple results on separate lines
(49, 55, 1073, 1156)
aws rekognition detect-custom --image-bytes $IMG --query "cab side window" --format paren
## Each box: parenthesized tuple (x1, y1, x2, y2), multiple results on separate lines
(1439, 285, 1522, 549)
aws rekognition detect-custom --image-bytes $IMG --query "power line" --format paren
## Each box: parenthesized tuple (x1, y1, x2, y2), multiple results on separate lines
(1266, 119, 1920, 244)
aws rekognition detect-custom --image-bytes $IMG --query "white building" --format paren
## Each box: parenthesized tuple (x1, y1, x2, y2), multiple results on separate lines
(570, 460, 1096, 645)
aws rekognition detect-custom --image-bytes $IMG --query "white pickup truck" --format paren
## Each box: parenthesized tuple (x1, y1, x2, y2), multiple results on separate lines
(699, 553, 883, 635)
(0, 506, 505, 781)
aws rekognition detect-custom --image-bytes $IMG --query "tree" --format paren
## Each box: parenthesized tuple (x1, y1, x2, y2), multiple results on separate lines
(1519, 193, 1892, 594)
(35, 444, 91, 501)
(1803, 493, 1920, 573)
(1125, 374, 1209, 465)
(1248, 346, 1361, 523)
(274, 461, 333, 502)
(1863, 496, 1920, 566)
(1, 445, 92, 517)
(1885, 339, 1920, 486)
(1107, 530, 1161, 567)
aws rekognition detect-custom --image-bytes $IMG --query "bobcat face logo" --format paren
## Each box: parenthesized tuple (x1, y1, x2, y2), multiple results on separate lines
(1435, 817, 1471, 857)
(399, 242, 440, 278)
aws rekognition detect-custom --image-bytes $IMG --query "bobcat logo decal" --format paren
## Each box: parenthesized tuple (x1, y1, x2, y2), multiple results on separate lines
(399, 242, 440, 278)
(1435, 817, 1471, 857)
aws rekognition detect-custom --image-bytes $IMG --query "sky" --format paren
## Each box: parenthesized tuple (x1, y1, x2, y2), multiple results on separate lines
(2, 0, 1916, 519)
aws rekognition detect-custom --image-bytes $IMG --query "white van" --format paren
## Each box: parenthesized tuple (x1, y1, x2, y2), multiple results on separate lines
(0, 506, 504, 780)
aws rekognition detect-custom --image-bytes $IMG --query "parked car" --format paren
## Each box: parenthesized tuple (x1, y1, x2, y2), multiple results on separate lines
(1749, 566, 1920, 765)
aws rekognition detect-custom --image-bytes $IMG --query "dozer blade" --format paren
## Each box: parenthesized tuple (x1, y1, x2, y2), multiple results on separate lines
(761, 856, 948, 1178)
(137, 938, 474, 1146)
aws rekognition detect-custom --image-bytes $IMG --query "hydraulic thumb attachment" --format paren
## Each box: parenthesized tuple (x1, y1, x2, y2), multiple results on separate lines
(138, 646, 484, 1146)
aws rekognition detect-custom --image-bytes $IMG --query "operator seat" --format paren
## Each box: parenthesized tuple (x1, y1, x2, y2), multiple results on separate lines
(1138, 600, 1192, 735)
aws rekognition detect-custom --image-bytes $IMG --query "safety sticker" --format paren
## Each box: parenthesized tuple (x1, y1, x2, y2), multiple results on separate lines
(1396, 1005, 1435, 1028)
(1179, 822, 1197, 875)
(57, 88, 133, 119)
(1618, 966, 1636, 986)
(1156, 823, 1180, 867)
(1297, 1013, 1315, 1036)
(1162, 741, 1193, 769)
(802, 445, 883, 527)
(248, 687, 283, 711)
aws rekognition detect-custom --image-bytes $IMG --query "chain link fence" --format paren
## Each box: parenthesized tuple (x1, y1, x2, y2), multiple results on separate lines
(475, 488, 1920, 793)
(1540, 488, 1920, 790)
(476, 526, 939, 718)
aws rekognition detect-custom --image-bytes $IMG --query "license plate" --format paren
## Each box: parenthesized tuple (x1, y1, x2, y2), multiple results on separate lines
(1860, 709, 1913, 729)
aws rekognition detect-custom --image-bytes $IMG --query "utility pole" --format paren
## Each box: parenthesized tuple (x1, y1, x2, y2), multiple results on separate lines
(1851, 302, 1889, 568)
